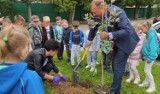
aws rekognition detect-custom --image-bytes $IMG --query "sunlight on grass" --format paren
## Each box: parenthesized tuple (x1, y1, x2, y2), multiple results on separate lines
(44, 52, 160, 94)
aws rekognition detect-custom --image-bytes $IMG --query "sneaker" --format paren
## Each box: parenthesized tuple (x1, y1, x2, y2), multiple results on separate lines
(134, 79, 140, 84)
(126, 77, 134, 83)
(85, 65, 91, 69)
(90, 66, 95, 72)
(139, 82, 148, 87)
(96, 62, 99, 65)
(146, 87, 156, 93)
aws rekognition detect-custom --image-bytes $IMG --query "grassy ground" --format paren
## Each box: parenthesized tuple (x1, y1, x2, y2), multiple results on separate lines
(44, 51, 160, 94)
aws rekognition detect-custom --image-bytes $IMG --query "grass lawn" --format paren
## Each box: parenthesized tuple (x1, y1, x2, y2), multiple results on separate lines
(44, 51, 160, 94)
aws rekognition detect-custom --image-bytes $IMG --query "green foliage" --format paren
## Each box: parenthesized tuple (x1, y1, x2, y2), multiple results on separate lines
(0, 0, 16, 17)
(44, 52, 160, 94)
(51, 0, 78, 12)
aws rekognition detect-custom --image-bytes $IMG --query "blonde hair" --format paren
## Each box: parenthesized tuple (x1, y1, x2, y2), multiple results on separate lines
(43, 16, 50, 22)
(141, 21, 151, 29)
(0, 25, 31, 62)
(62, 19, 68, 24)
(14, 15, 25, 26)
(132, 22, 142, 31)
(2, 17, 12, 24)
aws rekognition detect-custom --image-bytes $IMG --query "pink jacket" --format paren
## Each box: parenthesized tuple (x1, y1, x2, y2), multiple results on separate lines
(129, 31, 146, 60)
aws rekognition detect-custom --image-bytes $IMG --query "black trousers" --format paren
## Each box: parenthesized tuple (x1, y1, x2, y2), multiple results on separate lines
(57, 41, 64, 59)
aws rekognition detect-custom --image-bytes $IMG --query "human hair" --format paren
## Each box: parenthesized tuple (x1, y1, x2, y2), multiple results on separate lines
(72, 20, 79, 27)
(43, 16, 50, 22)
(0, 25, 31, 62)
(132, 22, 142, 31)
(142, 21, 151, 29)
(55, 16, 62, 21)
(91, 0, 107, 8)
(62, 19, 68, 24)
(2, 17, 12, 24)
(14, 15, 25, 26)
(44, 39, 60, 51)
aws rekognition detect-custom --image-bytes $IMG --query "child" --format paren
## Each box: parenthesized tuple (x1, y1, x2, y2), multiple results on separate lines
(42, 16, 54, 46)
(126, 22, 146, 84)
(25, 39, 66, 83)
(69, 21, 84, 69)
(28, 15, 43, 50)
(84, 22, 101, 72)
(138, 21, 159, 93)
(62, 19, 72, 63)
(14, 15, 25, 27)
(53, 16, 64, 60)
(0, 25, 44, 94)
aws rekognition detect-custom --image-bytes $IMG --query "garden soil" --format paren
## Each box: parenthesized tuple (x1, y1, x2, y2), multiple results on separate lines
(51, 82, 91, 94)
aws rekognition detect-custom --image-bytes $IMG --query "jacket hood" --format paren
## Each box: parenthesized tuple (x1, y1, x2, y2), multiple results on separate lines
(0, 62, 27, 94)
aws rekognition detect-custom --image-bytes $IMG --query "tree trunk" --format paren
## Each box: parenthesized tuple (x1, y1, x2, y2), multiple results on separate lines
(69, 6, 75, 24)
(27, 0, 32, 22)
(134, 4, 140, 20)
(146, 4, 152, 19)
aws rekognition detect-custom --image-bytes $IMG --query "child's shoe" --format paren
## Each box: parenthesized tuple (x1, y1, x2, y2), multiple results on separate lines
(96, 62, 99, 65)
(85, 65, 91, 69)
(90, 66, 95, 72)
(126, 77, 133, 83)
(139, 82, 148, 87)
(134, 79, 140, 84)
(146, 87, 156, 93)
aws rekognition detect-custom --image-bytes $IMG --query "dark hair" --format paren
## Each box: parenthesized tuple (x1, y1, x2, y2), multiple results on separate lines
(55, 16, 61, 21)
(44, 39, 60, 51)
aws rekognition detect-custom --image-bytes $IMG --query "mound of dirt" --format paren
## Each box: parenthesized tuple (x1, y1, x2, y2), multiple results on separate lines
(51, 82, 90, 94)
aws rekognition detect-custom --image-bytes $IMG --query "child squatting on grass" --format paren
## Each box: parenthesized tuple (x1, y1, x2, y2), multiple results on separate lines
(0, 25, 44, 94)
(126, 22, 146, 84)
(138, 21, 159, 93)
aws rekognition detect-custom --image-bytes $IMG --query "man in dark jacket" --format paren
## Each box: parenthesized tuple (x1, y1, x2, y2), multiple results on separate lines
(89, 0, 140, 94)
(25, 39, 66, 83)
(62, 19, 72, 62)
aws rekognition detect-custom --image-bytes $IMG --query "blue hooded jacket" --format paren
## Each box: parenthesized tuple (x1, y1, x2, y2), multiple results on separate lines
(0, 62, 44, 94)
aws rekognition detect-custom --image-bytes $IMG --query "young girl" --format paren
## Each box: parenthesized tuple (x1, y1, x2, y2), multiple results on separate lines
(138, 21, 159, 93)
(126, 22, 146, 84)
(0, 25, 44, 94)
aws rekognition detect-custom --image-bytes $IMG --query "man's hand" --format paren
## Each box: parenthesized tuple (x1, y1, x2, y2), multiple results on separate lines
(99, 32, 109, 40)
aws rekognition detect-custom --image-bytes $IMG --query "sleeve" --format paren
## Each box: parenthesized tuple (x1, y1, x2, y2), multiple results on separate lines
(80, 30, 84, 44)
(88, 24, 100, 41)
(69, 32, 72, 48)
(96, 34, 101, 51)
(48, 57, 59, 73)
(28, 27, 34, 40)
(147, 34, 159, 60)
(33, 55, 46, 78)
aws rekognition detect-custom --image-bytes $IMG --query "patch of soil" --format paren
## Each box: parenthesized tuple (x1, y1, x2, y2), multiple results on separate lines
(51, 82, 91, 94)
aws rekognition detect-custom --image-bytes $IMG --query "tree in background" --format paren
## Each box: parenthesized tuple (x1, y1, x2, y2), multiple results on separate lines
(0, 0, 16, 18)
